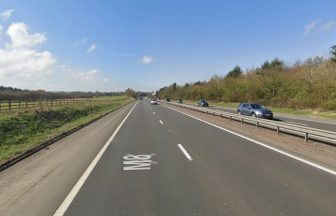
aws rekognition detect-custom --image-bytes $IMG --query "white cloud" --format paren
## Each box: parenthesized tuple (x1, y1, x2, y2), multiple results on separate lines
(0, 49, 54, 78)
(141, 55, 153, 64)
(304, 20, 336, 34)
(1, 9, 14, 21)
(0, 25, 3, 39)
(0, 22, 113, 91)
(87, 44, 96, 53)
(0, 22, 54, 79)
(304, 20, 318, 34)
(6, 23, 46, 48)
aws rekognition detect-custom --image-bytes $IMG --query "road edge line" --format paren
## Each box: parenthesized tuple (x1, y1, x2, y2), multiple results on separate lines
(162, 104, 336, 176)
(53, 101, 138, 216)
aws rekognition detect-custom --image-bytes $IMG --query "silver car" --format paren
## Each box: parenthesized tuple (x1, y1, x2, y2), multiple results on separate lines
(237, 103, 273, 119)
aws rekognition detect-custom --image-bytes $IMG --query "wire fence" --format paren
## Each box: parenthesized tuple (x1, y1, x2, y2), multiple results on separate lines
(0, 99, 114, 112)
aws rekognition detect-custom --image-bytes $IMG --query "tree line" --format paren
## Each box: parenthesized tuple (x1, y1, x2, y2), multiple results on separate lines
(156, 45, 336, 111)
(0, 86, 124, 101)
(0, 86, 151, 101)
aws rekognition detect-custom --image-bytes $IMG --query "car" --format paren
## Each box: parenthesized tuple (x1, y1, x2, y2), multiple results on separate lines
(197, 100, 209, 107)
(150, 99, 159, 105)
(236, 103, 273, 119)
(177, 99, 183, 103)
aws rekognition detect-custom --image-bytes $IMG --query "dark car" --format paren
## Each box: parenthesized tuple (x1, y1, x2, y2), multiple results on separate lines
(177, 99, 183, 103)
(197, 100, 209, 107)
(237, 103, 273, 119)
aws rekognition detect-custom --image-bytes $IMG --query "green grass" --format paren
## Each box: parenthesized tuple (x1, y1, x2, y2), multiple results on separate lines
(0, 96, 130, 111)
(268, 107, 336, 119)
(0, 96, 134, 164)
(184, 100, 336, 120)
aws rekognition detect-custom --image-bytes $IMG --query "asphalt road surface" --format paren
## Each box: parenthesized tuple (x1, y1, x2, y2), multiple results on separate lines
(58, 101, 336, 216)
(189, 103, 336, 131)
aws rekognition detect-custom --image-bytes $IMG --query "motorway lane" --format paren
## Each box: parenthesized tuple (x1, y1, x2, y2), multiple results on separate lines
(192, 104, 336, 131)
(61, 101, 336, 216)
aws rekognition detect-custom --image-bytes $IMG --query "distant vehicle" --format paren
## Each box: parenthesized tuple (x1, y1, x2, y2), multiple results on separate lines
(197, 100, 209, 107)
(150, 99, 159, 105)
(177, 99, 183, 103)
(236, 103, 273, 119)
(165, 98, 171, 102)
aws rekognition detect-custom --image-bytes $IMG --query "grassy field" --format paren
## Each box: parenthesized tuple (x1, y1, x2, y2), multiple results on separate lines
(184, 100, 336, 120)
(0, 96, 134, 164)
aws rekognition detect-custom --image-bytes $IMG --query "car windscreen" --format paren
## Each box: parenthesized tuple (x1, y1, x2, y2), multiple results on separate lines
(251, 104, 264, 109)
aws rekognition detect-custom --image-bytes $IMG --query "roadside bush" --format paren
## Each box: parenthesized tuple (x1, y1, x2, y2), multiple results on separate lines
(0, 107, 99, 146)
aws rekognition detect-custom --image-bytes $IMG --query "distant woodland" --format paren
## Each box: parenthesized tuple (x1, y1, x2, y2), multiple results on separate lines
(156, 45, 336, 111)
(0, 86, 124, 101)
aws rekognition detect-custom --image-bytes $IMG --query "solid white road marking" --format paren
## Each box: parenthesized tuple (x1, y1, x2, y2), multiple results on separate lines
(286, 121, 307, 126)
(53, 102, 138, 216)
(159, 120, 163, 125)
(163, 105, 336, 176)
(177, 144, 193, 161)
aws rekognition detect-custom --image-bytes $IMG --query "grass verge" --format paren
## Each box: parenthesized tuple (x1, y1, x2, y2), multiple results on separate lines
(0, 96, 134, 164)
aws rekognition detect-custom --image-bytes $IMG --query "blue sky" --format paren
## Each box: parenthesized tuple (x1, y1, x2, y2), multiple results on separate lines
(0, 0, 335, 92)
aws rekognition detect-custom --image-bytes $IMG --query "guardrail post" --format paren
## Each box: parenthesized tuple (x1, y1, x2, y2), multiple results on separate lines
(220, 114, 223, 118)
(241, 119, 244, 125)
(277, 126, 280, 135)
(256, 122, 259, 129)
(305, 133, 308, 142)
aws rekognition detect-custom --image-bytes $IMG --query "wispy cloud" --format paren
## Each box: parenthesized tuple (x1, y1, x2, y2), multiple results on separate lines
(141, 55, 153, 64)
(304, 20, 336, 34)
(72, 69, 100, 83)
(304, 20, 318, 34)
(73, 37, 87, 46)
(1, 9, 14, 21)
(87, 44, 96, 53)
(320, 21, 336, 31)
